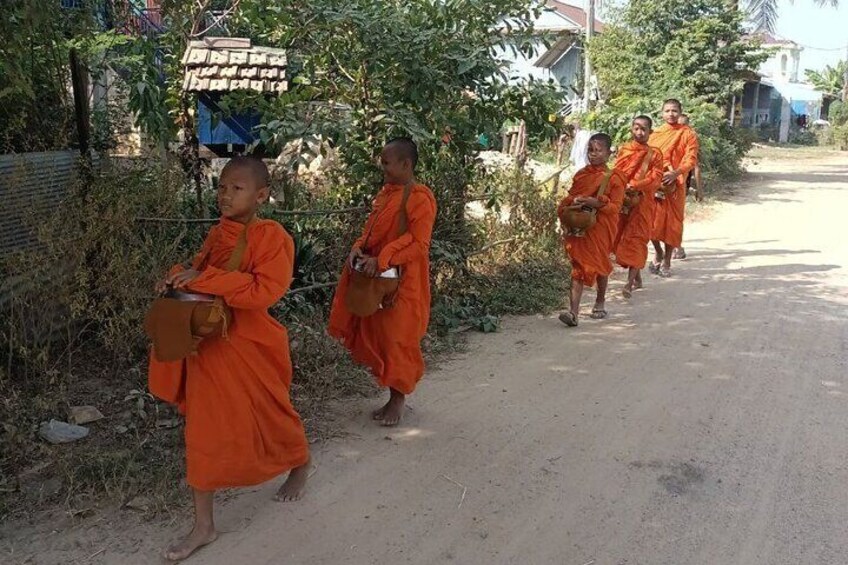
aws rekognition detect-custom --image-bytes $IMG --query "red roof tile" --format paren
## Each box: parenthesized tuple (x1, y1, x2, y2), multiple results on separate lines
(547, 0, 606, 33)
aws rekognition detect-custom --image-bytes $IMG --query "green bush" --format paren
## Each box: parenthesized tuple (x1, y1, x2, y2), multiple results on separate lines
(828, 100, 848, 127)
(831, 124, 848, 150)
(788, 128, 818, 146)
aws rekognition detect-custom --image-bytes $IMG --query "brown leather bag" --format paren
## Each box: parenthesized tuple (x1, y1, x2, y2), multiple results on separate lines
(561, 170, 613, 237)
(344, 182, 413, 317)
(144, 222, 251, 362)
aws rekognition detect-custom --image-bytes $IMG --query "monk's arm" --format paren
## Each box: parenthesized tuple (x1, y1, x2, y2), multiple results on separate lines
(597, 173, 626, 216)
(376, 194, 437, 271)
(189, 227, 294, 309)
(675, 131, 700, 176)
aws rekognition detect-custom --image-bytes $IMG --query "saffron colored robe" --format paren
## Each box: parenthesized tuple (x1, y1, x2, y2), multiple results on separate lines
(328, 184, 437, 395)
(148, 218, 309, 491)
(557, 165, 627, 287)
(649, 123, 699, 247)
(613, 141, 664, 269)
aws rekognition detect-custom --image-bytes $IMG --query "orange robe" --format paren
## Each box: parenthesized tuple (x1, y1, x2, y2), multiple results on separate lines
(613, 141, 664, 269)
(649, 123, 699, 247)
(557, 165, 627, 287)
(148, 218, 309, 491)
(328, 183, 437, 395)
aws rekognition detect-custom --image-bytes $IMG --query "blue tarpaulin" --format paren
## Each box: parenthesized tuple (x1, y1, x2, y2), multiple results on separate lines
(197, 92, 261, 146)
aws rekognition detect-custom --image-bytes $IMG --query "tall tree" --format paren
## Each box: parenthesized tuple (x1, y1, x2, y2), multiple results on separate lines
(590, 0, 766, 106)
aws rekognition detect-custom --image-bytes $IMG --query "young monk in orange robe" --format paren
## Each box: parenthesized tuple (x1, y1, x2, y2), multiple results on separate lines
(672, 113, 703, 260)
(613, 115, 664, 298)
(328, 138, 437, 426)
(557, 133, 626, 327)
(649, 99, 699, 276)
(148, 157, 310, 561)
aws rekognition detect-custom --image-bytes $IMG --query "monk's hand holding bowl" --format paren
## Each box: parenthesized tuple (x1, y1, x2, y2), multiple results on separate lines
(359, 257, 379, 277)
(168, 269, 201, 289)
(579, 197, 603, 209)
(662, 169, 679, 186)
(348, 247, 364, 269)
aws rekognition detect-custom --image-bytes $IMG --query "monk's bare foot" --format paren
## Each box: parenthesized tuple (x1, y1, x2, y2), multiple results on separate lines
(164, 525, 218, 562)
(274, 460, 311, 502)
(590, 303, 608, 319)
(622, 285, 633, 299)
(380, 391, 405, 427)
(372, 402, 389, 421)
(634, 272, 643, 289)
(650, 251, 663, 273)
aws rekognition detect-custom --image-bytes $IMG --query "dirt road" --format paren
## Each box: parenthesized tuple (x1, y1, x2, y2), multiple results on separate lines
(13, 147, 848, 564)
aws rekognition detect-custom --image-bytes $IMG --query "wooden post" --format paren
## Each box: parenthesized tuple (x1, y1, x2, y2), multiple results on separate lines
(181, 95, 206, 218)
(729, 94, 736, 126)
(69, 48, 91, 157)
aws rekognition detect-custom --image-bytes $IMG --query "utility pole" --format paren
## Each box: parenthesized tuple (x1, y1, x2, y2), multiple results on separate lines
(582, 0, 595, 111)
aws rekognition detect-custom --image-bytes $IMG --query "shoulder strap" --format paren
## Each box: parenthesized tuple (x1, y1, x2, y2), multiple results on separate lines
(637, 147, 654, 180)
(360, 182, 413, 250)
(596, 170, 614, 199)
(225, 218, 255, 271)
(397, 181, 414, 236)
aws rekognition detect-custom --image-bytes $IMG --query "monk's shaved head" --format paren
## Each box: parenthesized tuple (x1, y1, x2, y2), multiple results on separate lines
(663, 98, 683, 111)
(222, 156, 270, 189)
(588, 133, 613, 151)
(385, 137, 418, 169)
(634, 115, 653, 129)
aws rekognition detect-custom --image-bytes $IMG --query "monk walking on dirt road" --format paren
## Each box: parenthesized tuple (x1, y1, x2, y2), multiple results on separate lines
(147, 157, 311, 562)
(649, 99, 699, 277)
(328, 138, 437, 427)
(557, 133, 626, 326)
(613, 115, 664, 298)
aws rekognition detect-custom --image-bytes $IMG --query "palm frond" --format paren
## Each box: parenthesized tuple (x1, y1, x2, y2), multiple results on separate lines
(745, 0, 779, 32)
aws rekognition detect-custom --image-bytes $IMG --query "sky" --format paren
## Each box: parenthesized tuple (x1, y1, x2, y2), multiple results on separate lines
(774, 0, 848, 73)
(561, 0, 847, 74)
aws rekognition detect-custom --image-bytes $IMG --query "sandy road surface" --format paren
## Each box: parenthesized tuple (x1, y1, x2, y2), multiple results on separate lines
(9, 148, 848, 565)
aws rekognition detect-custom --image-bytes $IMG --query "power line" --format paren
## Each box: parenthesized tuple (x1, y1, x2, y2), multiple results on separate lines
(795, 43, 848, 52)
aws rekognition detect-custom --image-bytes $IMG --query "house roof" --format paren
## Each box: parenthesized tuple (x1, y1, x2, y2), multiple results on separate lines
(547, 0, 605, 33)
(529, 8, 583, 32)
(535, 36, 578, 68)
(182, 37, 288, 94)
(749, 32, 800, 48)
